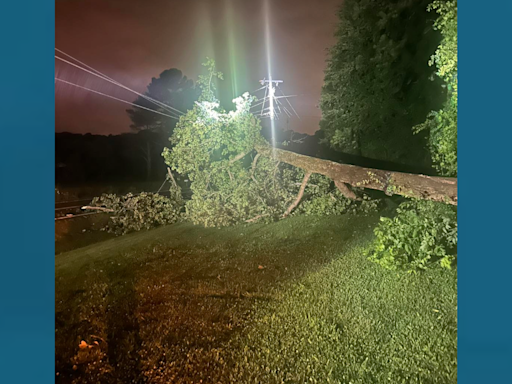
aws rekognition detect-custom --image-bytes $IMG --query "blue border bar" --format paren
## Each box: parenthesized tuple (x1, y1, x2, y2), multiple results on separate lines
(0, 1, 55, 382)
(0, 1, 510, 383)
(458, 1, 512, 383)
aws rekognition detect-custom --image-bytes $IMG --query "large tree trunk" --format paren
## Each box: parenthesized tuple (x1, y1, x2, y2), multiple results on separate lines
(255, 145, 457, 206)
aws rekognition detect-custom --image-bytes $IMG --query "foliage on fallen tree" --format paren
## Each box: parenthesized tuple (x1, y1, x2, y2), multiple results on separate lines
(162, 90, 305, 227)
(162, 59, 375, 227)
(414, 0, 458, 176)
(294, 174, 380, 216)
(88, 189, 183, 235)
(368, 200, 457, 272)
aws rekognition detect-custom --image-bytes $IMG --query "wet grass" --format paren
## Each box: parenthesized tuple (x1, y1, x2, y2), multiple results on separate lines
(55, 213, 456, 383)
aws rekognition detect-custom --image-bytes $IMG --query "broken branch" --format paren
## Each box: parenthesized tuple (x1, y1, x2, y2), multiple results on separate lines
(334, 180, 360, 200)
(282, 172, 312, 218)
(167, 167, 178, 188)
(251, 153, 261, 183)
(229, 151, 249, 164)
(245, 213, 269, 223)
(81, 206, 114, 212)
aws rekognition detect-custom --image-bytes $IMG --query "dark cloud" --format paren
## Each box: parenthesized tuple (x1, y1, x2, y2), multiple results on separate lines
(56, 0, 341, 135)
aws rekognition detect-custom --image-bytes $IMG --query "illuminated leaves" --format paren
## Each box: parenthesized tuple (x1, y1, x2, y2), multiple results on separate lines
(162, 60, 303, 227)
(90, 191, 183, 235)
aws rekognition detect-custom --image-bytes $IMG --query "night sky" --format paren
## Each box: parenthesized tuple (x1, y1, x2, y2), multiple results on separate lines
(55, 0, 341, 135)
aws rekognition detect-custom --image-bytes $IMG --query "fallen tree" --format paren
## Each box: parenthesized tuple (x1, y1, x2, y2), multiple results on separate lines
(255, 145, 457, 206)
(162, 61, 457, 227)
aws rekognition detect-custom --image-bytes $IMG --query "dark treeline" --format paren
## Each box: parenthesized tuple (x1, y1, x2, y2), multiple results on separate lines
(320, 0, 444, 168)
(56, 126, 435, 187)
(263, 125, 436, 175)
(55, 130, 169, 185)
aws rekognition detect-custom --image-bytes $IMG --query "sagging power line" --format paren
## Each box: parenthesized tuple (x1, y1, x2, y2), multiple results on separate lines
(55, 49, 184, 117)
(55, 78, 179, 120)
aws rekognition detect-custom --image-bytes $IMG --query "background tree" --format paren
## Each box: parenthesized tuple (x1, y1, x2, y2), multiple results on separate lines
(127, 68, 198, 134)
(320, 0, 444, 168)
(127, 68, 199, 179)
(369, 0, 458, 271)
(414, 0, 457, 176)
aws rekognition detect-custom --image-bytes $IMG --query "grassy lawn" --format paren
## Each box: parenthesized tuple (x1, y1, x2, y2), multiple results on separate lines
(55, 213, 456, 383)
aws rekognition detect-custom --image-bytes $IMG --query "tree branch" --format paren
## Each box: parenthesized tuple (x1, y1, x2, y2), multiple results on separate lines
(82, 206, 114, 212)
(167, 167, 178, 188)
(229, 151, 249, 164)
(282, 172, 312, 218)
(245, 213, 269, 223)
(251, 153, 261, 183)
(334, 180, 360, 200)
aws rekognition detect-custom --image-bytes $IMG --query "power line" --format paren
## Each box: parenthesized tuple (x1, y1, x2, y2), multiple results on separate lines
(55, 50, 184, 116)
(260, 86, 268, 116)
(250, 97, 270, 110)
(56, 48, 118, 84)
(55, 52, 184, 117)
(55, 54, 182, 117)
(277, 87, 300, 119)
(55, 77, 179, 120)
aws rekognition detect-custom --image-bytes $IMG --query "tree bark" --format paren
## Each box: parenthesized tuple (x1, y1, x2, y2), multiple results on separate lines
(282, 172, 312, 218)
(334, 180, 360, 200)
(255, 145, 457, 206)
(229, 150, 249, 164)
(245, 213, 269, 223)
(167, 167, 178, 188)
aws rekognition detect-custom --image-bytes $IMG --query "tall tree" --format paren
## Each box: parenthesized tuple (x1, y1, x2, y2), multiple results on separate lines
(127, 68, 198, 134)
(126, 68, 199, 179)
(320, 0, 444, 167)
(414, 0, 457, 176)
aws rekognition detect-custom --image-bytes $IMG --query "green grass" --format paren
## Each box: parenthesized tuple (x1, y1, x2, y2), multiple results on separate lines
(55, 213, 456, 384)
(227, 239, 457, 384)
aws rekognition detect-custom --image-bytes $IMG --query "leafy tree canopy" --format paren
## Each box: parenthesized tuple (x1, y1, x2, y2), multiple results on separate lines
(162, 60, 294, 226)
(127, 68, 199, 135)
(320, 0, 444, 167)
(369, 0, 458, 273)
(414, 0, 457, 176)
(163, 59, 373, 227)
